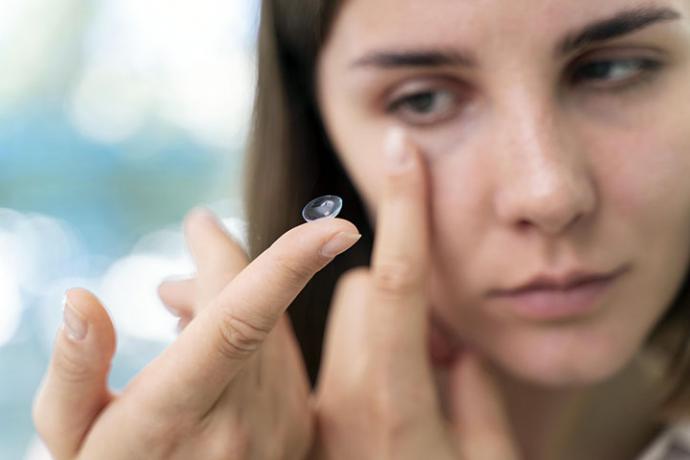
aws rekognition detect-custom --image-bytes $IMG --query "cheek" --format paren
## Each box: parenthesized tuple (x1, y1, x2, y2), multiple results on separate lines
(601, 131, 690, 228)
(425, 151, 495, 332)
(596, 120, 690, 301)
(422, 119, 690, 386)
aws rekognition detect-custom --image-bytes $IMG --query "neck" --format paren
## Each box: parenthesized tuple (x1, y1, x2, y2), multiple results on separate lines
(489, 351, 667, 460)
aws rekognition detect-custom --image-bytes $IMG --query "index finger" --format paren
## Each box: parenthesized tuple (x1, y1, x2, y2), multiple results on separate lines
(139, 216, 361, 415)
(369, 127, 432, 359)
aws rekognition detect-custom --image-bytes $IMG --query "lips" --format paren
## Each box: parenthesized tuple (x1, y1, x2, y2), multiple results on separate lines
(487, 265, 630, 321)
(491, 266, 629, 296)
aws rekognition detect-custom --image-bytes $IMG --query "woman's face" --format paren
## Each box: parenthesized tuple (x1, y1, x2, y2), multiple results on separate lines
(316, 0, 690, 387)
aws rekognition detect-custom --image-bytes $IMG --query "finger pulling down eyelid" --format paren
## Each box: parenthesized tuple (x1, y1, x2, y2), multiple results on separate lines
(371, 127, 431, 299)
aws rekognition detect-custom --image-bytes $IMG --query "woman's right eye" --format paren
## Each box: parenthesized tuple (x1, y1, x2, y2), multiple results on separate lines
(386, 88, 461, 127)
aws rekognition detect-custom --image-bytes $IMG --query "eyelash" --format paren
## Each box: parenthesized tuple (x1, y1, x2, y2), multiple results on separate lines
(569, 57, 663, 89)
(385, 57, 664, 126)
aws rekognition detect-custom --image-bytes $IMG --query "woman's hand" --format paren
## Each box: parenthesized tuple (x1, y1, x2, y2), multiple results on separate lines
(310, 129, 521, 460)
(32, 207, 361, 460)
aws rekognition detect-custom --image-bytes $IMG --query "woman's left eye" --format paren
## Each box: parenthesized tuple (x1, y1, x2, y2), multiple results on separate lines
(386, 89, 460, 126)
(571, 58, 663, 88)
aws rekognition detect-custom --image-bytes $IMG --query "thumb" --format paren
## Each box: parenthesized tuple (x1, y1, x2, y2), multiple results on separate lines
(32, 288, 116, 460)
(449, 353, 520, 460)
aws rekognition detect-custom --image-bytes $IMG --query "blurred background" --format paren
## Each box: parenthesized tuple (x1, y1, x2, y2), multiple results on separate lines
(0, 0, 258, 457)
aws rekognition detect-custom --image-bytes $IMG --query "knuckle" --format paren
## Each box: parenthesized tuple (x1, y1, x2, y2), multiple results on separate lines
(127, 396, 207, 455)
(389, 164, 423, 184)
(52, 344, 97, 384)
(363, 369, 433, 445)
(273, 253, 314, 287)
(216, 309, 271, 361)
(133, 414, 186, 456)
(372, 258, 422, 296)
(384, 164, 425, 196)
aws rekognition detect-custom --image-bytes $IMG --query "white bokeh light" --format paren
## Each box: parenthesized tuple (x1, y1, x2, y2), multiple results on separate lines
(89, 205, 247, 344)
(100, 254, 181, 343)
(0, 247, 21, 347)
(0, 0, 85, 114)
(0, 209, 84, 347)
(23, 436, 50, 460)
(69, 0, 257, 148)
(70, 64, 155, 144)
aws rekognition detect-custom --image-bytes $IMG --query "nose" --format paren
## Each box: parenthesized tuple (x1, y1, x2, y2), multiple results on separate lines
(492, 96, 597, 236)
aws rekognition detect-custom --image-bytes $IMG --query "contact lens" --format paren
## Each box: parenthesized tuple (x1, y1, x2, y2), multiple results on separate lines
(302, 195, 343, 222)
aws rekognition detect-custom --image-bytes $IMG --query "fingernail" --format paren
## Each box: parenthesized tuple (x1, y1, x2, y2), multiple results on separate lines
(320, 232, 362, 258)
(62, 292, 88, 341)
(385, 126, 413, 173)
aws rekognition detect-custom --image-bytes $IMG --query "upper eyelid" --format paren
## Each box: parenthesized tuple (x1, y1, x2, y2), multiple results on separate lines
(387, 55, 661, 90)
(382, 46, 664, 78)
(566, 46, 665, 69)
(385, 77, 462, 102)
(576, 43, 666, 58)
(381, 52, 665, 106)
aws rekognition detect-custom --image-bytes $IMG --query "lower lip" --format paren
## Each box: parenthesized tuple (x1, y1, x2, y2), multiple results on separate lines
(490, 275, 622, 321)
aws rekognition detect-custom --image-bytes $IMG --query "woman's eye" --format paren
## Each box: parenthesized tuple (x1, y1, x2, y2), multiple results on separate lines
(571, 58, 663, 89)
(386, 89, 460, 126)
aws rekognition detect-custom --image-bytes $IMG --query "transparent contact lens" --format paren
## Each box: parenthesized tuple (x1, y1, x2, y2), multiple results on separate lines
(302, 195, 343, 222)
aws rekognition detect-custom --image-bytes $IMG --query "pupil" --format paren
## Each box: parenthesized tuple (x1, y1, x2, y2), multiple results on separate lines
(408, 93, 435, 112)
(579, 61, 614, 79)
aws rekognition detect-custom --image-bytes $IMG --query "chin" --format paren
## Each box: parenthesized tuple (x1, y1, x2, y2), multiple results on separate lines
(476, 323, 645, 389)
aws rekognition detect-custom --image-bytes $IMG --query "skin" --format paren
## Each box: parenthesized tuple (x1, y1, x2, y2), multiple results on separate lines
(32, 139, 521, 459)
(33, 0, 690, 459)
(32, 211, 360, 459)
(316, 0, 690, 458)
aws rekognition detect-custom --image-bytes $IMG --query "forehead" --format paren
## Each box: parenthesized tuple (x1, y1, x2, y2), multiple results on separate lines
(327, 0, 687, 57)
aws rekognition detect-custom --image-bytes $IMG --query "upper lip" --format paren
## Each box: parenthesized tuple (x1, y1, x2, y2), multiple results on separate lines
(491, 265, 628, 296)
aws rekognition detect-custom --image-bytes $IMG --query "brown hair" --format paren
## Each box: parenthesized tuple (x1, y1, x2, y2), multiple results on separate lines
(242, 0, 690, 418)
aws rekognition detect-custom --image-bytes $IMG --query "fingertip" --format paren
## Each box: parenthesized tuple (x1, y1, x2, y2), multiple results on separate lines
(157, 280, 194, 318)
(62, 288, 116, 355)
(186, 205, 216, 221)
(35, 290, 116, 460)
(293, 217, 361, 242)
(333, 217, 361, 236)
(331, 267, 370, 306)
(280, 218, 362, 264)
(384, 126, 422, 175)
(156, 278, 176, 298)
(64, 288, 105, 321)
(384, 125, 406, 158)
(183, 206, 218, 236)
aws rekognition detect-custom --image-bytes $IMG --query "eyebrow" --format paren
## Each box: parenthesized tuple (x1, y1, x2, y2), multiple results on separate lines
(350, 6, 682, 70)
